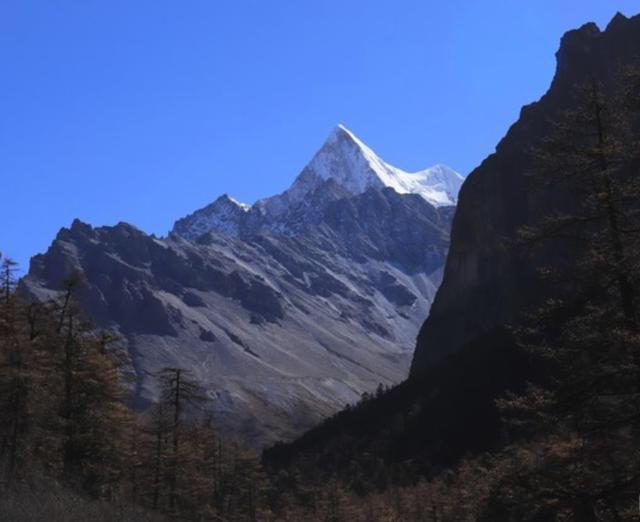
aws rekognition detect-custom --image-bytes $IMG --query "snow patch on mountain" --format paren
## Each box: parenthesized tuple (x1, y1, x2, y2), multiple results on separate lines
(173, 194, 250, 238)
(172, 124, 464, 240)
(281, 124, 463, 209)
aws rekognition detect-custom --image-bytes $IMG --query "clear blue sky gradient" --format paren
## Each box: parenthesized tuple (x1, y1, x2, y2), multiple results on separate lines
(1, 1, 638, 270)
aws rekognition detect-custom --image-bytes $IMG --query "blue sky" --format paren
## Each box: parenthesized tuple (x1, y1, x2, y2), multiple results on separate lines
(1, 1, 638, 270)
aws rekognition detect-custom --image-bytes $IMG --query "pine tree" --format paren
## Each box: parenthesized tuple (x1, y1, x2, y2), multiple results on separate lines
(0, 256, 30, 479)
(495, 71, 640, 520)
(156, 367, 205, 514)
(43, 277, 133, 496)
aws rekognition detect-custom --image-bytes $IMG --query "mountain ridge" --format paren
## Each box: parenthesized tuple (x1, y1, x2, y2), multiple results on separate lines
(412, 10, 640, 373)
(20, 126, 459, 447)
(172, 125, 462, 241)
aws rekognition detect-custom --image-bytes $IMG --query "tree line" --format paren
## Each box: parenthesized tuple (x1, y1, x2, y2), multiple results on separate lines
(0, 260, 270, 520)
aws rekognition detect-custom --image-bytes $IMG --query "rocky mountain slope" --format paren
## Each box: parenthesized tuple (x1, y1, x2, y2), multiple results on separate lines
(264, 11, 640, 474)
(411, 12, 640, 373)
(173, 125, 462, 239)
(20, 126, 461, 446)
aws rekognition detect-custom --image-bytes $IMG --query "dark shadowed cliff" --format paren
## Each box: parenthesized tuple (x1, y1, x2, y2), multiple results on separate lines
(265, 12, 640, 478)
(412, 12, 640, 373)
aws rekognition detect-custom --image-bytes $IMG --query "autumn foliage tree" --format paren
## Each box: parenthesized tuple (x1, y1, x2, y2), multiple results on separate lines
(0, 257, 272, 520)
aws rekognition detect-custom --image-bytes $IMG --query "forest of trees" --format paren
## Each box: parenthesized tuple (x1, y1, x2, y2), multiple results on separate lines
(0, 256, 461, 521)
(0, 258, 271, 520)
(3, 70, 640, 521)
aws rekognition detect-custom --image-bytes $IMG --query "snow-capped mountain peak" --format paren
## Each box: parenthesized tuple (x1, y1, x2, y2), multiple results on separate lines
(172, 125, 464, 239)
(172, 194, 250, 238)
(287, 124, 464, 208)
(407, 164, 465, 207)
(224, 194, 252, 212)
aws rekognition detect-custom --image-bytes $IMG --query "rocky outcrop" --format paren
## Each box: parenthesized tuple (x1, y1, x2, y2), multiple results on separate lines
(411, 12, 640, 373)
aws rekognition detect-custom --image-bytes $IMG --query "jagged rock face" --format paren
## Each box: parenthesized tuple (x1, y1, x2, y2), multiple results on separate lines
(22, 128, 458, 447)
(172, 125, 463, 241)
(411, 12, 640, 374)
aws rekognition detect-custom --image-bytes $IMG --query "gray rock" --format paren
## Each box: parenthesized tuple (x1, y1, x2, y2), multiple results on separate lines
(22, 129, 456, 448)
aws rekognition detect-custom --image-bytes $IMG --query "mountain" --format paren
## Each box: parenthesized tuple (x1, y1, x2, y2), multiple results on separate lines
(173, 124, 463, 240)
(411, 12, 640, 373)
(256, 124, 462, 216)
(264, 11, 640, 476)
(20, 126, 460, 447)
